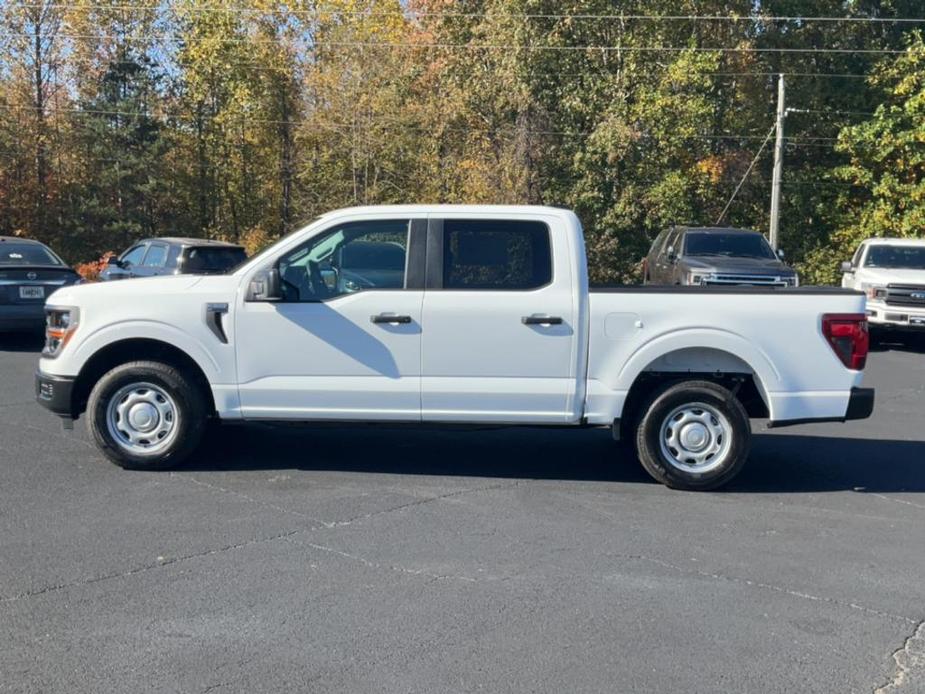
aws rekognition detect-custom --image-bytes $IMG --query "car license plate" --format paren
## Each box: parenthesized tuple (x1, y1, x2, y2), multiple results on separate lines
(19, 286, 44, 300)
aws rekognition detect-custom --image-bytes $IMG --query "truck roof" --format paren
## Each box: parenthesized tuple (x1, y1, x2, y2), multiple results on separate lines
(143, 237, 244, 248)
(864, 237, 925, 247)
(675, 226, 764, 235)
(316, 204, 572, 218)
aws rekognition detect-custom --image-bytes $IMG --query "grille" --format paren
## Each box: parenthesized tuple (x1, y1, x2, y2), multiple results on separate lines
(884, 284, 925, 307)
(702, 274, 792, 287)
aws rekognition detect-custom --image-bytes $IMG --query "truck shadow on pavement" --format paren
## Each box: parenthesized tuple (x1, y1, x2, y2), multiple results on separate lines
(870, 333, 925, 354)
(185, 424, 925, 495)
(0, 333, 44, 353)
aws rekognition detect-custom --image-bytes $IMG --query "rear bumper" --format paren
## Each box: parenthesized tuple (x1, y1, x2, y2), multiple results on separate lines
(767, 387, 874, 428)
(35, 370, 76, 418)
(845, 387, 875, 421)
(0, 304, 46, 331)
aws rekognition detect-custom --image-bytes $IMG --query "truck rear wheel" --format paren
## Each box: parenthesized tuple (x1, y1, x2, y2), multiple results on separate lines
(86, 360, 208, 470)
(634, 380, 751, 491)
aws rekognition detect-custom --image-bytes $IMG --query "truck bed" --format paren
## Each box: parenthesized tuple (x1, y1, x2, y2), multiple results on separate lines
(582, 285, 867, 426)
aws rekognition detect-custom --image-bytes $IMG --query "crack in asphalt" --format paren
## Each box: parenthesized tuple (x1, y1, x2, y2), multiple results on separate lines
(631, 555, 918, 626)
(171, 473, 332, 526)
(875, 620, 925, 693)
(865, 492, 925, 511)
(325, 478, 530, 528)
(297, 539, 478, 583)
(0, 477, 527, 603)
(0, 529, 302, 604)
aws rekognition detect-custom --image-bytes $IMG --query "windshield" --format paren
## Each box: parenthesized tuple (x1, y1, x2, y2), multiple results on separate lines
(235, 216, 323, 273)
(0, 242, 63, 266)
(684, 232, 777, 260)
(864, 245, 925, 270)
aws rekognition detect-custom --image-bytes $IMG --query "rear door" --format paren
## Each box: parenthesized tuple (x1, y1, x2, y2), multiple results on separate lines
(420, 215, 579, 423)
(139, 242, 170, 277)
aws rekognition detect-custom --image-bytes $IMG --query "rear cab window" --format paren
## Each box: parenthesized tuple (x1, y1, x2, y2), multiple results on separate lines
(183, 246, 249, 274)
(442, 220, 552, 290)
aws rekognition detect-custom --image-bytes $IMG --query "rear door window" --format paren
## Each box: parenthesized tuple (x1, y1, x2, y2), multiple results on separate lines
(142, 243, 169, 268)
(442, 220, 552, 290)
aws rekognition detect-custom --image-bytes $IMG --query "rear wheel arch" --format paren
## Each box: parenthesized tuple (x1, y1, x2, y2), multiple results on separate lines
(72, 338, 215, 419)
(618, 346, 770, 441)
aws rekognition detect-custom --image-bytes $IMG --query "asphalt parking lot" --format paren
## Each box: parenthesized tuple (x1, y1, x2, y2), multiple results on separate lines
(1, 334, 923, 694)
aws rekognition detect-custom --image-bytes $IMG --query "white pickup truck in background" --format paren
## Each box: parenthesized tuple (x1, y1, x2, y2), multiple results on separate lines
(36, 205, 874, 490)
(841, 237, 925, 335)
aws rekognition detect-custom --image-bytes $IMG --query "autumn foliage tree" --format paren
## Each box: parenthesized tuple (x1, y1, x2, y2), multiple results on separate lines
(0, 0, 922, 282)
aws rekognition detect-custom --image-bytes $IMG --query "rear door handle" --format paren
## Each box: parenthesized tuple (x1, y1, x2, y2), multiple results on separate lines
(371, 313, 412, 324)
(522, 315, 563, 325)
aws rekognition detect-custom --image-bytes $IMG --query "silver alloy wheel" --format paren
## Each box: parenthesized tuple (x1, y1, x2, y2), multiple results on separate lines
(658, 401, 732, 474)
(105, 382, 180, 456)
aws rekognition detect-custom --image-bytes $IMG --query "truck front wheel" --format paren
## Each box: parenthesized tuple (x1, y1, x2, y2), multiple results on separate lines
(86, 360, 208, 470)
(634, 380, 751, 491)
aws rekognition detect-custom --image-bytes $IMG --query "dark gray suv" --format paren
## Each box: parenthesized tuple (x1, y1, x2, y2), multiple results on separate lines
(100, 237, 247, 281)
(643, 226, 798, 287)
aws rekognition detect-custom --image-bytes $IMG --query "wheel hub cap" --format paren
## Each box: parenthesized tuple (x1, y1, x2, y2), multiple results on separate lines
(658, 402, 733, 474)
(105, 382, 179, 456)
(679, 422, 709, 451)
(128, 402, 159, 432)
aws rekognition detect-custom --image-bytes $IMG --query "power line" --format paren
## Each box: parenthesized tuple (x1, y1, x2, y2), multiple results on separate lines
(716, 124, 776, 224)
(0, 103, 850, 144)
(13, 4, 925, 24)
(0, 32, 912, 55)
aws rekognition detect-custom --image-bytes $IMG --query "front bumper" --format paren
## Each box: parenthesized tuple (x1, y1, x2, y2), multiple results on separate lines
(35, 370, 76, 418)
(866, 301, 925, 329)
(0, 304, 46, 331)
(768, 387, 874, 428)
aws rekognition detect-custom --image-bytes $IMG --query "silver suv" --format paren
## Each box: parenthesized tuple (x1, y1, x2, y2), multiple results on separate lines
(643, 226, 798, 287)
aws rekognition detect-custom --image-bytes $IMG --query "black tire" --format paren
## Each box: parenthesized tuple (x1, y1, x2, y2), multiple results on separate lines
(634, 379, 751, 491)
(86, 360, 208, 470)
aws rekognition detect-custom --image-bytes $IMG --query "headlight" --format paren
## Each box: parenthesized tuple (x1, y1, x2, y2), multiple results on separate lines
(687, 272, 705, 285)
(860, 283, 887, 300)
(43, 306, 79, 358)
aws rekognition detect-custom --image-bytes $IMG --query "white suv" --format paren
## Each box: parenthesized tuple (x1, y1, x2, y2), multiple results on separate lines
(841, 238, 925, 332)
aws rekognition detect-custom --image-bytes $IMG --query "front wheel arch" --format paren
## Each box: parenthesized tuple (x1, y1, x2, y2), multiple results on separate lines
(72, 338, 215, 419)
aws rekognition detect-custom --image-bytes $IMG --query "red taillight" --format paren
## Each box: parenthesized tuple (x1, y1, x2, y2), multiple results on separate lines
(821, 313, 869, 370)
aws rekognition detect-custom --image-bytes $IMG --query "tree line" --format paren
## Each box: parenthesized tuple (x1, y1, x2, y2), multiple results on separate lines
(1, 0, 923, 284)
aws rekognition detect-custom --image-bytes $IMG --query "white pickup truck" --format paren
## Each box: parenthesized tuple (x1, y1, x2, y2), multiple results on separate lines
(36, 205, 874, 490)
(841, 237, 925, 334)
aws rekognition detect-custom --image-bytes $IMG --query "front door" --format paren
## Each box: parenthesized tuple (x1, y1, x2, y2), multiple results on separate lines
(235, 218, 425, 420)
(421, 216, 580, 424)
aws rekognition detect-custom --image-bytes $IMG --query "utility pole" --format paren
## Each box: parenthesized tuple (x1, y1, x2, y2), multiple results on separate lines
(769, 73, 786, 251)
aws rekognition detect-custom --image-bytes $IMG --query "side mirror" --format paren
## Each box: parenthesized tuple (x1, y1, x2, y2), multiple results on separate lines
(666, 246, 677, 262)
(107, 256, 124, 268)
(246, 267, 282, 301)
(777, 248, 786, 259)
(840, 261, 854, 274)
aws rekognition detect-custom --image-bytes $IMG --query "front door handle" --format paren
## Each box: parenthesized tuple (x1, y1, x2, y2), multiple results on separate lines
(371, 313, 412, 324)
(522, 315, 563, 326)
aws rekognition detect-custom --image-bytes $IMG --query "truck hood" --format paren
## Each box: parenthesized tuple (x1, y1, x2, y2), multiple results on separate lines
(856, 268, 925, 286)
(48, 275, 209, 306)
(683, 256, 796, 276)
